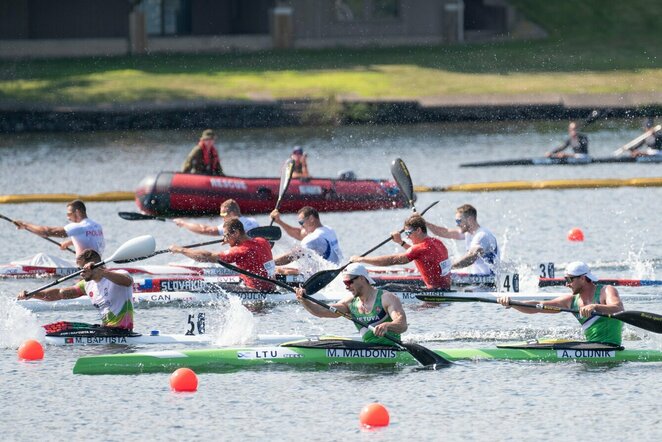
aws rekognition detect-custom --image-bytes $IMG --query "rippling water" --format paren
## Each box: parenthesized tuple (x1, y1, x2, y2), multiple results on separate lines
(1, 121, 661, 441)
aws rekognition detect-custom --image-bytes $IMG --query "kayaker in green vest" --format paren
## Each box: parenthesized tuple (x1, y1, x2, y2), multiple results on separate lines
(294, 263, 407, 346)
(497, 261, 624, 345)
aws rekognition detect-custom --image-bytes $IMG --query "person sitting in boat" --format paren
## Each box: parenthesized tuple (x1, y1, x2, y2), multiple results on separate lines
(497, 262, 624, 346)
(17, 249, 135, 331)
(545, 122, 589, 159)
(182, 129, 224, 176)
(173, 199, 258, 236)
(169, 218, 275, 292)
(290, 146, 310, 179)
(350, 214, 451, 290)
(294, 263, 407, 346)
(426, 204, 499, 276)
(270, 206, 343, 273)
(629, 118, 662, 157)
(13, 199, 105, 257)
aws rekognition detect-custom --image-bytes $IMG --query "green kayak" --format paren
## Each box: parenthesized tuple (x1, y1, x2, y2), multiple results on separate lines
(73, 338, 662, 375)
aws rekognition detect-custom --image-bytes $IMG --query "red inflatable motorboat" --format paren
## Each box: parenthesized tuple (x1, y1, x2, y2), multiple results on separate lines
(135, 172, 410, 216)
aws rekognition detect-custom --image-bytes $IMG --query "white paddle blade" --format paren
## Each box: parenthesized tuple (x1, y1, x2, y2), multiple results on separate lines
(106, 235, 156, 263)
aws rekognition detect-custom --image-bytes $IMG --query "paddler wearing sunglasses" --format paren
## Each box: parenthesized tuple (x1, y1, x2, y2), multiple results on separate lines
(294, 263, 407, 346)
(497, 262, 624, 345)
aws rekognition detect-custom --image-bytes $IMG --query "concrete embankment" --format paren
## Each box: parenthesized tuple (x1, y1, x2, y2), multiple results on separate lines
(1, 92, 661, 133)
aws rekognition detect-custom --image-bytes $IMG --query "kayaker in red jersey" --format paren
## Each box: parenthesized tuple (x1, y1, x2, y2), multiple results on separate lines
(290, 146, 310, 179)
(350, 214, 451, 290)
(182, 129, 224, 176)
(169, 218, 275, 292)
(497, 261, 624, 345)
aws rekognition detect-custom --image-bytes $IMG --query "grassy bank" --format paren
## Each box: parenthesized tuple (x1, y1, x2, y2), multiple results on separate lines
(0, 0, 660, 106)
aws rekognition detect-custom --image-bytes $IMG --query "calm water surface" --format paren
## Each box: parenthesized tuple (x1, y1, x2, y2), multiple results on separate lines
(1, 121, 661, 441)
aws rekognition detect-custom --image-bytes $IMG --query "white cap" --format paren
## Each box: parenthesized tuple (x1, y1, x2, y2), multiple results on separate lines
(343, 263, 375, 284)
(565, 261, 598, 282)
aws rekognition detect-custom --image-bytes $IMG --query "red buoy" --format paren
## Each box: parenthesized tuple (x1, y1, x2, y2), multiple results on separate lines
(170, 367, 198, 392)
(359, 403, 390, 427)
(17, 339, 44, 361)
(567, 228, 584, 242)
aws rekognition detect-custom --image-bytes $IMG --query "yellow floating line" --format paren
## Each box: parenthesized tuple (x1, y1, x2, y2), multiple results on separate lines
(415, 177, 662, 192)
(0, 192, 135, 204)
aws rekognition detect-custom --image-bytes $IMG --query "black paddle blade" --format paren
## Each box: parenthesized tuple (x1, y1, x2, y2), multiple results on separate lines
(612, 310, 662, 334)
(390, 158, 415, 208)
(118, 212, 166, 222)
(248, 226, 282, 241)
(302, 269, 342, 295)
(400, 342, 451, 368)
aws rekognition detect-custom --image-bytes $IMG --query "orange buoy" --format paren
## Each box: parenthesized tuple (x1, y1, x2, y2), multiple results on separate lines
(359, 403, 390, 427)
(567, 228, 584, 242)
(17, 339, 44, 361)
(170, 367, 198, 392)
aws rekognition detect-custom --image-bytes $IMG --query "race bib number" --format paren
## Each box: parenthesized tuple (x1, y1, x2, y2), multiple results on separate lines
(439, 259, 452, 276)
(539, 262, 555, 278)
(497, 273, 520, 293)
(264, 260, 276, 277)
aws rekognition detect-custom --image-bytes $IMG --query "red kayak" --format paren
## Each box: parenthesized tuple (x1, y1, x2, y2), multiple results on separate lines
(135, 171, 409, 216)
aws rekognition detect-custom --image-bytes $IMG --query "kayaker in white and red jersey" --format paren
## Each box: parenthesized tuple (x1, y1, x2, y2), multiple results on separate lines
(545, 121, 590, 159)
(426, 204, 499, 276)
(270, 206, 343, 271)
(18, 249, 135, 330)
(350, 214, 452, 290)
(13, 199, 105, 257)
(169, 218, 276, 292)
(172, 199, 258, 236)
(497, 262, 624, 346)
(295, 263, 407, 347)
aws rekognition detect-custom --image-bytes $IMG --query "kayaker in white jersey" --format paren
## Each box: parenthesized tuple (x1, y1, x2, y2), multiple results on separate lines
(18, 249, 135, 331)
(14, 199, 105, 257)
(270, 206, 343, 272)
(173, 199, 259, 236)
(426, 204, 499, 275)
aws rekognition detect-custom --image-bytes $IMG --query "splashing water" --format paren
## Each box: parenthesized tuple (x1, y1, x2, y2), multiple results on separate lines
(0, 297, 44, 348)
(208, 296, 258, 346)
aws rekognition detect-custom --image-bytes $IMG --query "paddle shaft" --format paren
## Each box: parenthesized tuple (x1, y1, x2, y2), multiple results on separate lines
(270, 159, 295, 226)
(118, 212, 166, 221)
(614, 125, 662, 155)
(1, 213, 75, 254)
(427, 294, 662, 334)
(25, 259, 106, 297)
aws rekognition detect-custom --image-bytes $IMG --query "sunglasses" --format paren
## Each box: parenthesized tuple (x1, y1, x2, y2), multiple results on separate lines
(455, 218, 463, 226)
(220, 212, 228, 217)
(403, 229, 414, 237)
(298, 216, 308, 226)
(343, 276, 359, 288)
(564, 275, 581, 284)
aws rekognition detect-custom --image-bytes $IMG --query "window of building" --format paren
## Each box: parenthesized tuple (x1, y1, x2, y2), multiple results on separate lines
(143, 0, 191, 36)
(334, 0, 399, 22)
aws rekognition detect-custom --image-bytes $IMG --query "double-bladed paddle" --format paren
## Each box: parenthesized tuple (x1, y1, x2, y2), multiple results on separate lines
(415, 294, 662, 334)
(112, 225, 282, 264)
(303, 158, 438, 295)
(270, 158, 295, 227)
(212, 258, 450, 368)
(118, 212, 167, 222)
(613, 124, 662, 156)
(1, 213, 76, 254)
(23, 235, 156, 298)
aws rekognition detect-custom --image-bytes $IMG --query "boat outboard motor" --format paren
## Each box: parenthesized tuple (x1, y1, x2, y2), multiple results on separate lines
(337, 169, 357, 181)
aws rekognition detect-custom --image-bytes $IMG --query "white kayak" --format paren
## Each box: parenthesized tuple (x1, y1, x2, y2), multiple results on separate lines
(19, 289, 573, 312)
(45, 331, 331, 347)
